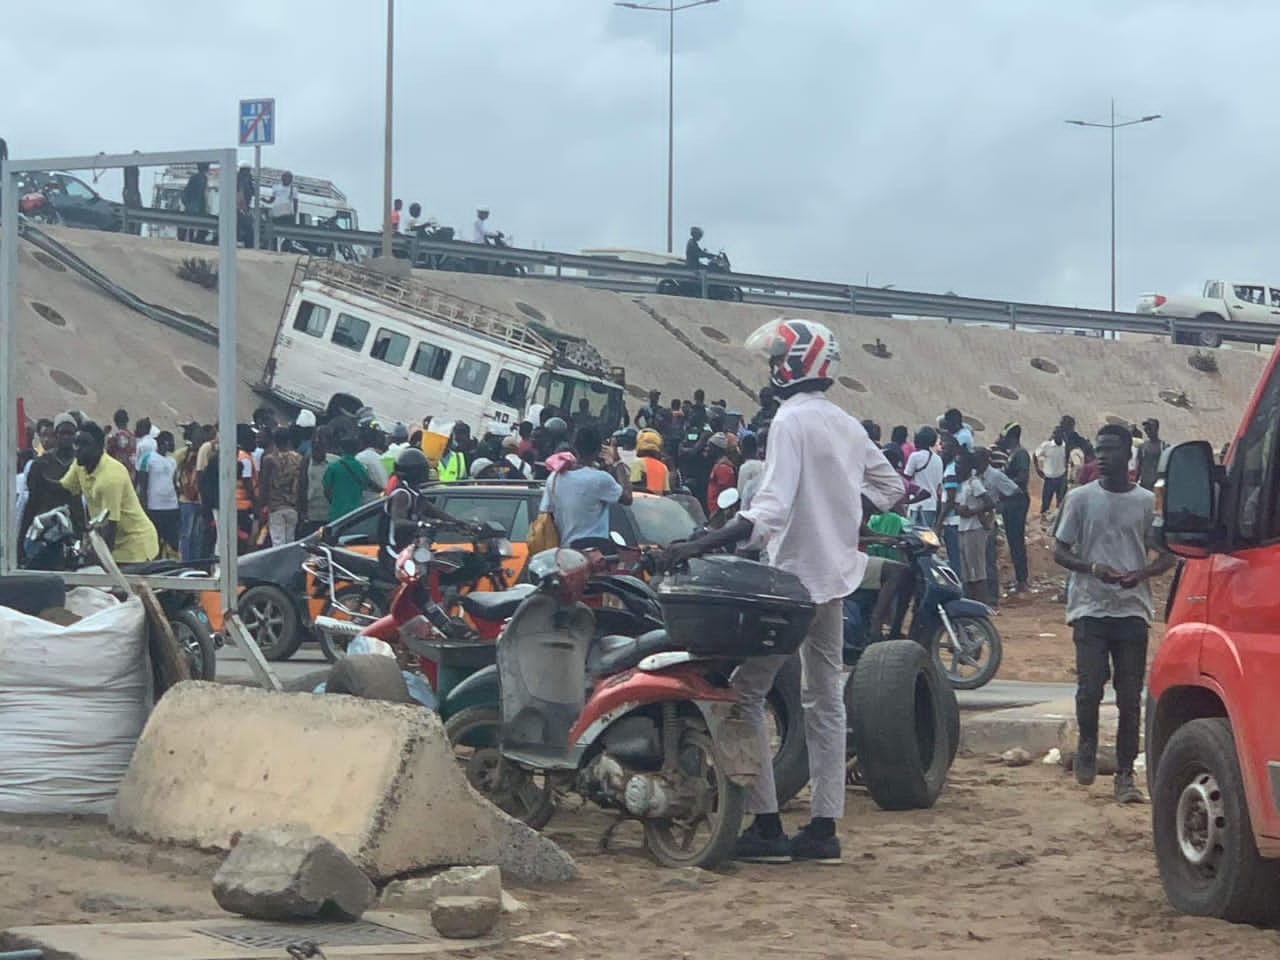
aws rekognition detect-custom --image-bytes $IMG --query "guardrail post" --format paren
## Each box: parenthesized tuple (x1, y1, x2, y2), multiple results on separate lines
(700, 268, 708, 300)
(263, 218, 275, 253)
(1008, 303, 1017, 331)
(554, 255, 562, 279)
(847, 286, 856, 315)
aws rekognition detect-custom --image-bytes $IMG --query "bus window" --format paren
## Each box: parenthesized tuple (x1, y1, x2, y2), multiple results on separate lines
(371, 328, 410, 366)
(293, 300, 330, 338)
(453, 357, 492, 395)
(492, 369, 530, 408)
(411, 342, 451, 380)
(332, 313, 370, 352)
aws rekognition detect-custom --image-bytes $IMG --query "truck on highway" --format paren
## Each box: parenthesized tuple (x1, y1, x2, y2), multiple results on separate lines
(1148, 346, 1280, 925)
(1136, 280, 1280, 348)
(256, 258, 626, 436)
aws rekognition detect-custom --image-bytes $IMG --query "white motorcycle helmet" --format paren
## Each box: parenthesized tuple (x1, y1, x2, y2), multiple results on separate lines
(744, 317, 840, 390)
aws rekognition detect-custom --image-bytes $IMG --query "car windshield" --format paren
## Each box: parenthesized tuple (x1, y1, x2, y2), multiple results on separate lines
(628, 496, 700, 546)
(537, 374, 623, 430)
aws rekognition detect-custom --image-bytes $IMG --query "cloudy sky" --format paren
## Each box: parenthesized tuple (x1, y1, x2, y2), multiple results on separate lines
(0, 1, 1269, 309)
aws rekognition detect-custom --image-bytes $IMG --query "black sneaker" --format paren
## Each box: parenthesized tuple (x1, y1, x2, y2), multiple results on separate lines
(790, 824, 842, 865)
(734, 822, 791, 863)
(1075, 740, 1097, 786)
(1114, 771, 1145, 805)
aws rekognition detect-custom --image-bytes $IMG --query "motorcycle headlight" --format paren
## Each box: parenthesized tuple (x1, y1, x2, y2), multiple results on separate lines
(917, 528, 940, 549)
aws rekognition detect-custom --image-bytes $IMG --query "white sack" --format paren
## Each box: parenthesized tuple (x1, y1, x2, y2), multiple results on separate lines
(0, 594, 150, 813)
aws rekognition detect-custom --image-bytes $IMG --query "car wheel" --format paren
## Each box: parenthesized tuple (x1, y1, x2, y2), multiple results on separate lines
(237, 584, 301, 661)
(848, 639, 951, 810)
(1152, 717, 1280, 924)
(1195, 315, 1224, 349)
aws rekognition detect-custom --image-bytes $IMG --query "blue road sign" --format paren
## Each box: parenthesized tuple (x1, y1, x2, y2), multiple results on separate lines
(239, 99, 275, 147)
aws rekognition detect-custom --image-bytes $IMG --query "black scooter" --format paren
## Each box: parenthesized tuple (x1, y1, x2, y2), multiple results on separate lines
(657, 250, 744, 302)
(847, 525, 1002, 690)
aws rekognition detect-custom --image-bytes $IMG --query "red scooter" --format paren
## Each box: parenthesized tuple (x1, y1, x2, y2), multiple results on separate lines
(446, 547, 814, 868)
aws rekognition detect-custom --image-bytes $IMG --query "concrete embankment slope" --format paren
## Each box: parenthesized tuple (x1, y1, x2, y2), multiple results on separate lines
(14, 228, 1269, 442)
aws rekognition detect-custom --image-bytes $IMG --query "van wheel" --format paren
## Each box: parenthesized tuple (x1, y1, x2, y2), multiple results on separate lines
(1153, 718, 1280, 924)
(848, 640, 950, 810)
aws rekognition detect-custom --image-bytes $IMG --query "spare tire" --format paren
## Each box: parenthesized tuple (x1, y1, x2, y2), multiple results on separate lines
(848, 639, 951, 810)
(325, 654, 412, 703)
(0, 573, 66, 617)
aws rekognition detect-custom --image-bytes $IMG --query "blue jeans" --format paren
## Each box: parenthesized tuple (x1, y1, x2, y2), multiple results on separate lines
(180, 502, 203, 562)
(910, 507, 937, 528)
(942, 524, 961, 579)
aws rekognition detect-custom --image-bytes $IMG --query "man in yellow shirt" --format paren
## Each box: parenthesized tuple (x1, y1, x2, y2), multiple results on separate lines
(61, 420, 159, 564)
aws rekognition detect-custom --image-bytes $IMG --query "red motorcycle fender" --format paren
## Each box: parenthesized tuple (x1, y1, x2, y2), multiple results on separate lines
(567, 666, 759, 786)
(359, 613, 400, 644)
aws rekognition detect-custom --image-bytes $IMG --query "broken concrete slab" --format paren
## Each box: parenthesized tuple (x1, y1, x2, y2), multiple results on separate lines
(959, 697, 1119, 757)
(109, 681, 576, 884)
(380, 865, 501, 910)
(0, 911, 499, 960)
(431, 896, 500, 939)
(212, 829, 375, 921)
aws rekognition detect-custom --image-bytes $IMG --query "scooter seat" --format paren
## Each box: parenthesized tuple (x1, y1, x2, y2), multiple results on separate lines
(587, 629, 682, 677)
(461, 584, 536, 621)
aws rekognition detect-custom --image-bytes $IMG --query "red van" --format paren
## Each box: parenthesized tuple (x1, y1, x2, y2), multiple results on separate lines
(1149, 348, 1280, 925)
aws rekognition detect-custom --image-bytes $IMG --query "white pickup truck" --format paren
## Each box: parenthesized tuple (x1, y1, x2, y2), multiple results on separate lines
(1136, 280, 1280, 348)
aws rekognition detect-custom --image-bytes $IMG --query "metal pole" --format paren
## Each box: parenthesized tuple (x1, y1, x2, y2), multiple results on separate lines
(666, 0, 674, 254)
(0, 158, 18, 575)
(381, 0, 395, 261)
(252, 144, 261, 251)
(216, 148, 238, 615)
(1109, 97, 1116, 316)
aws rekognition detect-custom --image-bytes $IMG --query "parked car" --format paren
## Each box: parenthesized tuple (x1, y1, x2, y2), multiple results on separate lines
(1137, 279, 1280, 348)
(204, 480, 701, 661)
(21, 171, 123, 232)
(1149, 346, 1280, 925)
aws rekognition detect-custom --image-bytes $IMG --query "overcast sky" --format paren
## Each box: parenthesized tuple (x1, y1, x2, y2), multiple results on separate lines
(0, 1, 1270, 309)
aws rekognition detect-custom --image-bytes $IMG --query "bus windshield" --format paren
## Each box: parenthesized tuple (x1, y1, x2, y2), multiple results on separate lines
(537, 374, 623, 431)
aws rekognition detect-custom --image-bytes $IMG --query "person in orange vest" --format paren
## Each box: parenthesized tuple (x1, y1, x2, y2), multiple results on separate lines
(631, 429, 670, 493)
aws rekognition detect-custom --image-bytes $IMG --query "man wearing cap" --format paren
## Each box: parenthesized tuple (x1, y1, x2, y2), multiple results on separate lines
(1135, 418, 1166, 491)
(19, 413, 86, 562)
(706, 433, 737, 510)
(473, 207, 496, 244)
(382, 422, 411, 479)
(502, 433, 532, 479)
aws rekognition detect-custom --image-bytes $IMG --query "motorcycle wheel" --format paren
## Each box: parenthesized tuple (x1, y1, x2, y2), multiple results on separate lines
(769, 656, 810, 808)
(657, 279, 680, 296)
(444, 706, 556, 829)
(30, 207, 61, 226)
(643, 718, 745, 869)
(171, 608, 217, 681)
(318, 586, 387, 663)
(931, 616, 1002, 690)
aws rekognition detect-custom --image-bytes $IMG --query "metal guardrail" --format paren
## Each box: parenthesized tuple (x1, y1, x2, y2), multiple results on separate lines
(59, 207, 1280, 346)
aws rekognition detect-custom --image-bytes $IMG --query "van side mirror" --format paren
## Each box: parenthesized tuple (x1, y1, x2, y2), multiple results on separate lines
(1155, 440, 1219, 556)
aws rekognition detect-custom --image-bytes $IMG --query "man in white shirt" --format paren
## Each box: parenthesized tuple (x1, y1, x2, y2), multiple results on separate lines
(472, 207, 496, 244)
(666, 318, 903, 866)
(267, 171, 298, 250)
(355, 424, 389, 498)
(1035, 424, 1069, 517)
(904, 426, 944, 527)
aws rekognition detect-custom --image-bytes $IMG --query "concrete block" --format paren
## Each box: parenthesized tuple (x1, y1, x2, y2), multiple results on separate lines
(432, 895, 500, 939)
(110, 681, 576, 884)
(212, 828, 374, 921)
(380, 865, 502, 910)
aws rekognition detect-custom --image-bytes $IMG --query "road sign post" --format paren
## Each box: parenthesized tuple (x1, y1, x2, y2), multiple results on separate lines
(238, 98, 275, 252)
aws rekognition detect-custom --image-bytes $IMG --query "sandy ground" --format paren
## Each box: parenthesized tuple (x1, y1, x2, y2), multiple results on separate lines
(4, 760, 1280, 959)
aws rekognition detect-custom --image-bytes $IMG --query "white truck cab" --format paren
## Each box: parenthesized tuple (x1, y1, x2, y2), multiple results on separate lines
(1137, 279, 1280, 348)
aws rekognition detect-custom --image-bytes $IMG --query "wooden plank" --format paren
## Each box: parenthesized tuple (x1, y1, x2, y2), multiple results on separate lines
(138, 583, 190, 696)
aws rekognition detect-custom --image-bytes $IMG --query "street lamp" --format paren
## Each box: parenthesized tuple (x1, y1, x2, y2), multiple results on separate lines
(1066, 98, 1161, 313)
(615, 0, 719, 253)
(380, 0, 396, 266)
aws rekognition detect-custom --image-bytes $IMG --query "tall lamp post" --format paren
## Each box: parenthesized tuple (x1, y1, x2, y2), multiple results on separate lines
(1066, 98, 1161, 313)
(616, 0, 719, 253)
(380, 0, 396, 265)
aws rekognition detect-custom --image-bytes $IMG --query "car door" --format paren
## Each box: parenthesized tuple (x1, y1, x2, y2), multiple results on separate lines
(1229, 284, 1272, 324)
(1204, 360, 1280, 839)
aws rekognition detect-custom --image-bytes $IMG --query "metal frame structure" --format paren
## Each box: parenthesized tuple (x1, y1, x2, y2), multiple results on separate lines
(1, 148, 277, 687)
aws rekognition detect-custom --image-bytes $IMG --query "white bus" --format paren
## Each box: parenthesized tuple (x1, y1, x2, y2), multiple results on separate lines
(257, 259, 626, 435)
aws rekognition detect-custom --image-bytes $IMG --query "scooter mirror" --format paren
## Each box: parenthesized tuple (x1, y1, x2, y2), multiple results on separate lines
(609, 530, 627, 546)
(716, 488, 740, 511)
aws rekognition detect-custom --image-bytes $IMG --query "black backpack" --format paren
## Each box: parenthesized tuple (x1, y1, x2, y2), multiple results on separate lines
(198, 449, 219, 508)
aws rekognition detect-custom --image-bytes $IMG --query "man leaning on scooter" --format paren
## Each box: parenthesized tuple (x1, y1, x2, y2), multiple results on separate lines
(665, 317, 905, 864)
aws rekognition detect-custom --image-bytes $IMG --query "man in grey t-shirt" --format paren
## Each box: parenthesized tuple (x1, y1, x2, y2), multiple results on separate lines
(1053, 423, 1174, 804)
